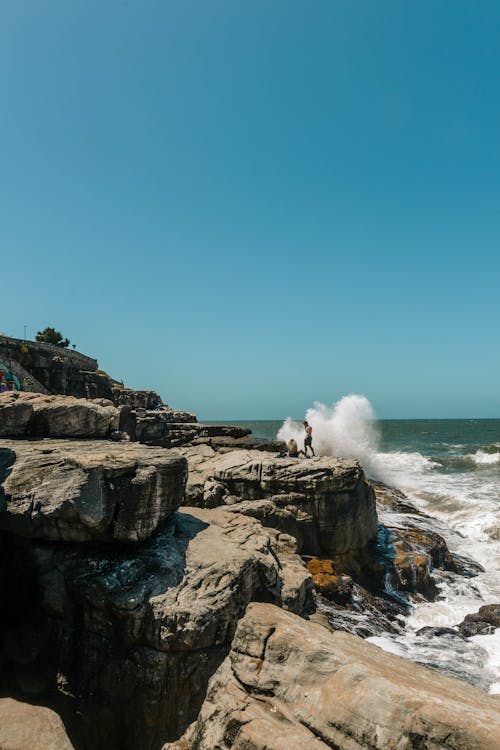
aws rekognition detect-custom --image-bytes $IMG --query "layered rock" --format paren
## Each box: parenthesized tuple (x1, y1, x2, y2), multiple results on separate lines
(307, 482, 487, 638)
(0, 392, 132, 439)
(20, 508, 311, 750)
(112, 387, 164, 410)
(0, 439, 187, 542)
(0, 698, 75, 750)
(0, 335, 107, 399)
(135, 415, 250, 449)
(179, 446, 378, 557)
(165, 602, 500, 750)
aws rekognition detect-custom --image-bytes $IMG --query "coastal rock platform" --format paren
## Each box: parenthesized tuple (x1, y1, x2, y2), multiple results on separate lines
(179, 446, 378, 556)
(165, 602, 500, 750)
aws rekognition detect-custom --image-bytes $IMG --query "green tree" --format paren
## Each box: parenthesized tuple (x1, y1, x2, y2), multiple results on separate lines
(35, 327, 70, 348)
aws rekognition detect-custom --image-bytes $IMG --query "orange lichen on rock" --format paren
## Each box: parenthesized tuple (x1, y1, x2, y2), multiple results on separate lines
(306, 558, 353, 604)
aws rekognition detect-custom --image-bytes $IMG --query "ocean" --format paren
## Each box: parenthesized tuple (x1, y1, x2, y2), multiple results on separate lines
(213, 395, 500, 693)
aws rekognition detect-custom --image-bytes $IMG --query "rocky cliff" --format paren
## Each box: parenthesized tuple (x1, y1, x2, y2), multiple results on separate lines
(165, 603, 500, 750)
(1, 366, 499, 750)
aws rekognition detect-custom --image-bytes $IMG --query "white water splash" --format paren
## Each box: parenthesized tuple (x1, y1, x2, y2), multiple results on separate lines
(277, 394, 380, 469)
(278, 394, 500, 693)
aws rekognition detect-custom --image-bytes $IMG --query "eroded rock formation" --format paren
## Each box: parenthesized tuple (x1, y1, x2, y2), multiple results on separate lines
(4, 508, 311, 750)
(0, 439, 187, 542)
(179, 446, 378, 557)
(0, 392, 132, 439)
(165, 602, 500, 750)
(1, 345, 499, 750)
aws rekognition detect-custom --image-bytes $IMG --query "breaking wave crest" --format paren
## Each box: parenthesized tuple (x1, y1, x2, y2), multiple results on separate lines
(278, 394, 377, 462)
(277, 394, 436, 483)
(278, 397, 500, 693)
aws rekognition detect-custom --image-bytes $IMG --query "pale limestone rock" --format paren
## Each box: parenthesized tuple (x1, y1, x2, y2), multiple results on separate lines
(179, 447, 377, 555)
(0, 698, 74, 750)
(0, 439, 187, 542)
(0, 391, 129, 439)
(165, 602, 500, 750)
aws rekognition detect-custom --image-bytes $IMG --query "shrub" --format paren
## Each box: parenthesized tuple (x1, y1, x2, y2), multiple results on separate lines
(35, 327, 70, 348)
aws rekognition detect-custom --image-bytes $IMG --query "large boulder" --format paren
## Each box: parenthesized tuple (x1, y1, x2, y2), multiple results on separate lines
(180, 447, 377, 556)
(0, 698, 74, 750)
(0, 439, 187, 542)
(25, 508, 311, 750)
(165, 602, 500, 750)
(0, 392, 132, 439)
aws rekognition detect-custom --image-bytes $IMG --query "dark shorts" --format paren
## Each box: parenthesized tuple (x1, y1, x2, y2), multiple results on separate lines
(305, 436, 312, 447)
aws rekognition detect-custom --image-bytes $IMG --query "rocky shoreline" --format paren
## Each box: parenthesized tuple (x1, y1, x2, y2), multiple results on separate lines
(0, 340, 499, 749)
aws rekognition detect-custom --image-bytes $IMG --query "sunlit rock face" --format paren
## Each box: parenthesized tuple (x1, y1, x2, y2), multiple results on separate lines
(164, 602, 500, 750)
(179, 446, 378, 556)
(0, 438, 187, 542)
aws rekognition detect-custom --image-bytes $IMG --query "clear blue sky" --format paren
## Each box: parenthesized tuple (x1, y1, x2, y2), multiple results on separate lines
(1, 1, 499, 419)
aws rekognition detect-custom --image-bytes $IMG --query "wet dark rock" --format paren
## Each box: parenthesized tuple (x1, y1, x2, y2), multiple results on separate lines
(416, 626, 465, 639)
(450, 553, 485, 578)
(458, 603, 500, 637)
(372, 481, 432, 517)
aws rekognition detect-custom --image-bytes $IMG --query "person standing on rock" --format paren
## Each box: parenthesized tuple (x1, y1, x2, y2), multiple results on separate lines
(303, 421, 315, 457)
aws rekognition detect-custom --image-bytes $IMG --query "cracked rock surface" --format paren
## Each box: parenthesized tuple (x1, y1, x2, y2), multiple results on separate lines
(0, 439, 187, 542)
(27, 507, 312, 750)
(179, 446, 378, 556)
(165, 602, 500, 750)
(0, 392, 132, 439)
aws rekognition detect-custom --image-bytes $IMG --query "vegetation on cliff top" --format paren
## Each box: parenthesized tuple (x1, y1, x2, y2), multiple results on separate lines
(36, 327, 70, 348)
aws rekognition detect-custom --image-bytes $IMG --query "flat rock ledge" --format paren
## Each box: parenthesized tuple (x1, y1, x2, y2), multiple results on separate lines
(180, 446, 378, 556)
(165, 602, 500, 750)
(0, 439, 187, 542)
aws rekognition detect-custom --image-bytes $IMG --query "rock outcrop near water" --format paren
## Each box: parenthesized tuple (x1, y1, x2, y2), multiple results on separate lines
(0, 390, 255, 451)
(0, 438, 187, 542)
(180, 445, 378, 557)
(165, 602, 500, 750)
(0, 392, 133, 439)
(458, 603, 500, 636)
(1, 341, 500, 750)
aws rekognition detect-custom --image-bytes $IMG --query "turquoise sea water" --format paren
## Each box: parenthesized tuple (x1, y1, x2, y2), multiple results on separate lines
(210, 412, 500, 691)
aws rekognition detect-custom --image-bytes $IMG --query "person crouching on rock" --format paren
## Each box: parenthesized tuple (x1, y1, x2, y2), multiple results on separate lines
(303, 421, 315, 457)
(287, 439, 303, 458)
